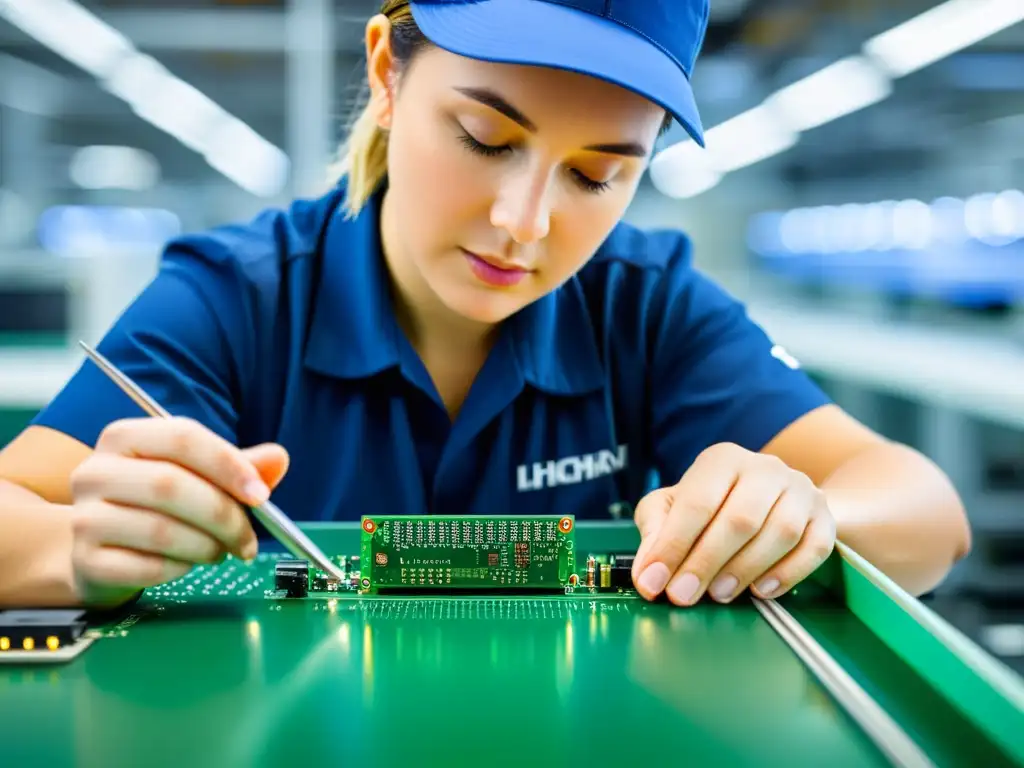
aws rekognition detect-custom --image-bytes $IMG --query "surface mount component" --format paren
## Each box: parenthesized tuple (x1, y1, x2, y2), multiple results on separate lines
(359, 515, 577, 592)
(0, 609, 94, 664)
(275, 559, 310, 598)
(610, 553, 635, 588)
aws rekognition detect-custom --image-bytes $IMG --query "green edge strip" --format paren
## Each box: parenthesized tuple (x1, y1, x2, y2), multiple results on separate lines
(838, 542, 1024, 765)
(0, 332, 68, 349)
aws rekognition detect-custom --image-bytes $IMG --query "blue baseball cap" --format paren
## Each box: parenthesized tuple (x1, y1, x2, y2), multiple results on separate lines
(408, 0, 708, 147)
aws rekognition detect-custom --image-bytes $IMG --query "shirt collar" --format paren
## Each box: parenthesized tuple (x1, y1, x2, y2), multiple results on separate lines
(507, 279, 605, 395)
(303, 184, 402, 379)
(304, 183, 606, 397)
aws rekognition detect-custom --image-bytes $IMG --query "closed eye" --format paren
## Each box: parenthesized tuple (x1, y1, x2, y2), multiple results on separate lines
(569, 169, 611, 193)
(458, 132, 613, 194)
(458, 132, 512, 157)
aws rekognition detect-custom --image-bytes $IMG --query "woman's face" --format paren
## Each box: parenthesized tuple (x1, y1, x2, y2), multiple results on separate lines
(370, 22, 665, 327)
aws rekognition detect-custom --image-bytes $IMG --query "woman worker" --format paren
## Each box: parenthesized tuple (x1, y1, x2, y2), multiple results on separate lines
(0, 0, 970, 609)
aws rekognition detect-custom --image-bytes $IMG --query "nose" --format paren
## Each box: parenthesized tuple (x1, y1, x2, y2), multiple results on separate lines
(489, 163, 553, 245)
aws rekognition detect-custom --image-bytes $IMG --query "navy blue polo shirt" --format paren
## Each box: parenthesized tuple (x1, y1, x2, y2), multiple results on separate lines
(32, 181, 830, 524)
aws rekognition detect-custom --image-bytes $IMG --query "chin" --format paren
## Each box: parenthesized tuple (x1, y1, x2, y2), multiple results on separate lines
(436, 283, 529, 326)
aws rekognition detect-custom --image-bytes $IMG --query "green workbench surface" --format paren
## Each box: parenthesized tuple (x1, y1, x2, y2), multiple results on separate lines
(2, 523, 1021, 767)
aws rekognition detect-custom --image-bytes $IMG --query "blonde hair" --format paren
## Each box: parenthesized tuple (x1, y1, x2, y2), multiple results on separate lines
(334, 1, 422, 218)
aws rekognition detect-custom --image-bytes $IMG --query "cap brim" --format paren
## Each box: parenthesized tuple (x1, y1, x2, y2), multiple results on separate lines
(409, 0, 705, 148)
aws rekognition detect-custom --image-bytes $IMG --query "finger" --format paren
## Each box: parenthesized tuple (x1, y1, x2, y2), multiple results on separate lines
(634, 445, 742, 600)
(751, 505, 836, 600)
(75, 543, 193, 591)
(95, 417, 271, 506)
(72, 453, 257, 558)
(73, 500, 225, 565)
(706, 485, 814, 603)
(663, 469, 786, 606)
(241, 443, 290, 491)
(631, 489, 671, 581)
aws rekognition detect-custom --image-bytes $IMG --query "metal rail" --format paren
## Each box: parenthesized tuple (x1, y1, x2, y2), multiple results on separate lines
(753, 596, 936, 768)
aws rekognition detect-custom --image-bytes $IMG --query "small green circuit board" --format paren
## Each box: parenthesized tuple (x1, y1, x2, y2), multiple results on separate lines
(256, 516, 638, 601)
(357, 515, 577, 592)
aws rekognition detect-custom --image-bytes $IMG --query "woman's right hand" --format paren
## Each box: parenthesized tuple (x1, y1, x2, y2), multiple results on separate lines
(68, 416, 290, 607)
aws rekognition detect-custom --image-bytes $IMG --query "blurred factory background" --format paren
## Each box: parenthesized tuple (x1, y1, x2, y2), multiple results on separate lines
(0, 0, 1021, 666)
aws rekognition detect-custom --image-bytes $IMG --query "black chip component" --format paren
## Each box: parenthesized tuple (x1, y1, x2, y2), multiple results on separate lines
(611, 566, 633, 588)
(611, 554, 635, 569)
(312, 573, 329, 592)
(0, 610, 86, 652)
(275, 559, 309, 598)
(607, 553, 635, 589)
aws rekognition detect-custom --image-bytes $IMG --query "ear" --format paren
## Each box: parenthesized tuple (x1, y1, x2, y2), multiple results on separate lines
(365, 14, 397, 130)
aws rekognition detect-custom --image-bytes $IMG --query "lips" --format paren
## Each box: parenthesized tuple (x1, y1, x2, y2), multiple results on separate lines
(461, 248, 530, 273)
(460, 248, 531, 288)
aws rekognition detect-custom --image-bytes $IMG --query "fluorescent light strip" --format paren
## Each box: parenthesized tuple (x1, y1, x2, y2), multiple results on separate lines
(648, 143, 722, 199)
(109, 54, 230, 154)
(864, 0, 1024, 78)
(0, 0, 132, 79)
(765, 55, 892, 132)
(749, 188, 1024, 255)
(205, 117, 291, 198)
(0, 0, 288, 197)
(652, 0, 1024, 199)
(69, 145, 161, 191)
(648, 104, 796, 197)
(705, 104, 799, 172)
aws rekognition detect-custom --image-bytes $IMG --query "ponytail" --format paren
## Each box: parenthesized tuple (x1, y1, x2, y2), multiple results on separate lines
(333, 1, 426, 218)
(334, 99, 391, 218)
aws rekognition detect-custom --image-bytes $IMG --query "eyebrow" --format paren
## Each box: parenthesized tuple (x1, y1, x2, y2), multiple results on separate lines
(453, 86, 650, 158)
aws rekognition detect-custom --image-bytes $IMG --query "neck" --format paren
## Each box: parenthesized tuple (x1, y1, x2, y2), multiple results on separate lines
(379, 189, 497, 358)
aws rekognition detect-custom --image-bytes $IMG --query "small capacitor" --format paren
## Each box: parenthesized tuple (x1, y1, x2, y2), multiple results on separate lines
(585, 556, 596, 588)
(600, 563, 612, 589)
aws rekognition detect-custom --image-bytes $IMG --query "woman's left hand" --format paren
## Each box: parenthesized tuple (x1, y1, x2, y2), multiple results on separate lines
(631, 442, 837, 605)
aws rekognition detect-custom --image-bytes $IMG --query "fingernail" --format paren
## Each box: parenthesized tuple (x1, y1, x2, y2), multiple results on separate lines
(757, 578, 780, 598)
(667, 572, 700, 604)
(638, 563, 671, 596)
(243, 479, 269, 505)
(710, 574, 738, 602)
(243, 538, 258, 561)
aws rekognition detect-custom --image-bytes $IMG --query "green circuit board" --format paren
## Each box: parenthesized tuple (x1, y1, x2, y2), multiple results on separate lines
(357, 514, 577, 592)
(237, 515, 642, 601)
(2, 519, 1018, 768)
(0, 517, 627, 666)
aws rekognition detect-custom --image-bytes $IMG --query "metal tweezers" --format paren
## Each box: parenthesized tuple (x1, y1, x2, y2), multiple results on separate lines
(78, 340, 346, 583)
